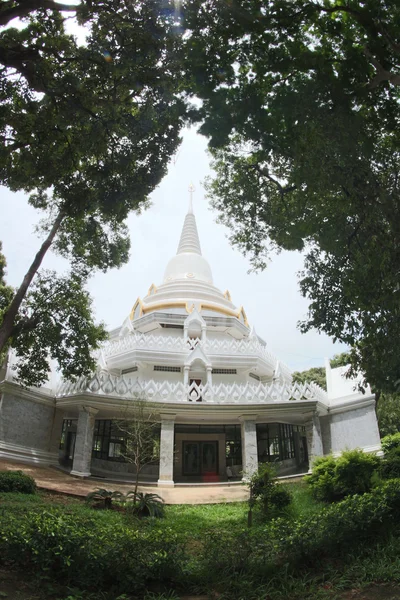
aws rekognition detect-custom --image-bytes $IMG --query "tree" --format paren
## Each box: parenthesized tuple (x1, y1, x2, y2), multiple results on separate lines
(8, 270, 107, 387)
(376, 393, 400, 437)
(115, 400, 160, 497)
(292, 366, 327, 390)
(292, 353, 351, 391)
(182, 0, 400, 392)
(0, 0, 186, 380)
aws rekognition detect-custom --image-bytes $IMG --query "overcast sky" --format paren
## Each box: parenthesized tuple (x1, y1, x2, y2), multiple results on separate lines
(0, 126, 347, 372)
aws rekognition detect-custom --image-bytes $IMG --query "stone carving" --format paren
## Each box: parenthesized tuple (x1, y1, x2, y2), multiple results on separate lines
(100, 332, 292, 378)
(57, 371, 327, 404)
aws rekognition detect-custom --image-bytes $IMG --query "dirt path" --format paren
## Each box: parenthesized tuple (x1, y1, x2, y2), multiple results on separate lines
(0, 458, 248, 504)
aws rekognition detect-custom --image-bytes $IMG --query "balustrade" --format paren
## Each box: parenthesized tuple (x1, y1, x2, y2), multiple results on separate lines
(57, 371, 327, 404)
(101, 332, 288, 373)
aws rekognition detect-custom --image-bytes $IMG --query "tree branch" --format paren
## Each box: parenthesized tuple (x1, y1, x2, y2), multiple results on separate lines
(0, 0, 80, 27)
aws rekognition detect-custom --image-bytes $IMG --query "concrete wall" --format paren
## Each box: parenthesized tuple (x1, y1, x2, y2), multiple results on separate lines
(0, 391, 58, 464)
(323, 401, 381, 455)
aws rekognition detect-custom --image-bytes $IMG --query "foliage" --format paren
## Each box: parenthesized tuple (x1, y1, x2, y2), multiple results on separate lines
(85, 488, 124, 510)
(0, 508, 183, 594)
(184, 0, 400, 392)
(9, 270, 107, 386)
(381, 432, 400, 454)
(292, 353, 351, 391)
(378, 401, 400, 438)
(380, 447, 400, 480)
(248, 463, 292, 515)
(330, 353, 351, 369)
(5, 485, 400, 600)
(292, 367, 326, 390)
(0, 470, 37, 494)
(115, 401, 160, 497)
(125, 492, 165, 519)
(0, 0, 186, 382)
(305, 450, 380, 502)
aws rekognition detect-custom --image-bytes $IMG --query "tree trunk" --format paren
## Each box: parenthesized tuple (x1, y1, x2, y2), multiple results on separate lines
(0, 210, 65, 355)
(134, 465, 140, 498)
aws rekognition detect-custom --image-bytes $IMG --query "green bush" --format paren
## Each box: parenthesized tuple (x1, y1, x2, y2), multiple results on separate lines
(200, 480, 400, 583)
(248, 464, 292, 516)
(303, 455, 337, 501)
(0, 508, 183, 593)
(267, 485, 292, 509)
(304, 450, 380, 502)
(380, 446, 400, 479)
(273, 479, 400, 565)
(0, 470, 37, 494)
(381, 432, 400, 454)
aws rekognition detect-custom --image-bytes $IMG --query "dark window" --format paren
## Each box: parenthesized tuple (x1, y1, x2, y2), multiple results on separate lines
(92, 419, 160, 462)
(225, 425, 242, 466)
(59, 419, 74, 450)
(257, 423, 295, 463)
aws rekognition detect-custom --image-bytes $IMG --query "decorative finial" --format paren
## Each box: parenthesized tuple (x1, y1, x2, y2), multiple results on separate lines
(188, 182, 195, 214)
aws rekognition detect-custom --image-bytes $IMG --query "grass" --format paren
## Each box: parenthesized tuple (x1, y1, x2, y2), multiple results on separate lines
(1, 483, 400, 599)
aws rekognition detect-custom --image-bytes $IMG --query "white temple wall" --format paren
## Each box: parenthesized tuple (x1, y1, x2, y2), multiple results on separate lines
(323, 401, 381, 455)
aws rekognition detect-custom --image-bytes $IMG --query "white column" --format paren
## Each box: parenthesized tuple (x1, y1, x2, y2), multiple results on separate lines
(201, 325, 206, 342)
(71, 407, 98, 477)
(206, 366, 213, 387)
(183, 365, 190, 385)
(306, 412, 324, 468)
(240, 416, 258, 481)
(158, 414, 175, 487)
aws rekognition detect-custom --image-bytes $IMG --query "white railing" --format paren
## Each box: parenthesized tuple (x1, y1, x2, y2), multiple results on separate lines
(101, 333, 290, 375)
(56, 371, 327, 404)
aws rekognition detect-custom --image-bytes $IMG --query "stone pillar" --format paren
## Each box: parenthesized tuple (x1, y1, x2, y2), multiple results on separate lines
(206, 366, 213, 387)
(71, 407, 98, 477)
(158, 414, 175, 487)
(306, 412, 324, 468)
(201, 325, 206, 342)
(240, 416, 258, 481)
(183, 365, 190, 385)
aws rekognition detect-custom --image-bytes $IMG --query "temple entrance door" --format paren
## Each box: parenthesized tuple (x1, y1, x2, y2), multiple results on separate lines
(183, 441, 218, 477)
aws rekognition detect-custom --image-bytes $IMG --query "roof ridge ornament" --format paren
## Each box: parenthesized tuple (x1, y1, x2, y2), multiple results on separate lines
(188, 182, 195, 214)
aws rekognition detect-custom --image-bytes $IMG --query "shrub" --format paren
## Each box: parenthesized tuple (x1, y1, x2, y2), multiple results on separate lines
(85, 488, 124, 509)
(380, 446, 400, 479)
(334, 449, 380, 497)
(125, 492, 165, 518)
(249, 464, 292, 514)
(0, 508, 183, 593)
(273, 479, 400, 565)
(0, 470, 36, 494)
(304, 450, 380, 502)
(381, 432, 400, 454)
(268, 485, 292, 509)
(304, 455, 337, 501)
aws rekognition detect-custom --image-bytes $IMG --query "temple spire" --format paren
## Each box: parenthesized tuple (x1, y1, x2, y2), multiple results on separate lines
(176, 184, 202, 255)
(188, 182, 195, 214)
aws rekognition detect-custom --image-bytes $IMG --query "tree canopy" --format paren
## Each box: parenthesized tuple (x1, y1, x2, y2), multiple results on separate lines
(183, 0, 400, 392)
(0, 0, 187, 384)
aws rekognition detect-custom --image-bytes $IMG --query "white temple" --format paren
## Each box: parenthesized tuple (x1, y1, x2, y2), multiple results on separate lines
(0, 190, 381, 486)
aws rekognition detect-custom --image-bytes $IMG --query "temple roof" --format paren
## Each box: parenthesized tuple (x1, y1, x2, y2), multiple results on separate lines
(127, 188, 248, 326)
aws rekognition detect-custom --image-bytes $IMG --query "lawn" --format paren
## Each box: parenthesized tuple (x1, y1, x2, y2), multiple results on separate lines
(1, 484, 400, 600)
